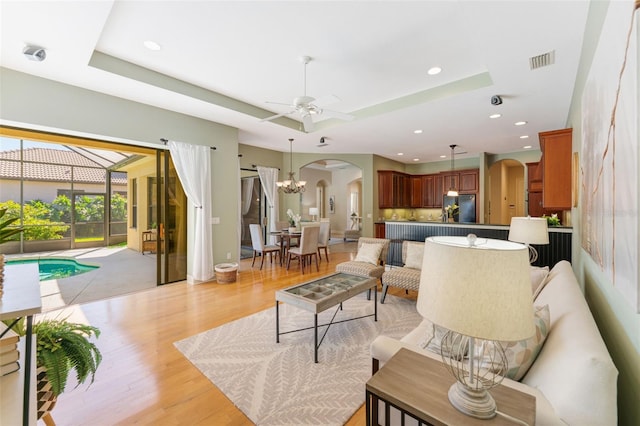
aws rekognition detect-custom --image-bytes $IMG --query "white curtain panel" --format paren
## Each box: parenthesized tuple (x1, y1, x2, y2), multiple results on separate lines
(257, 166, 279, 245)
(168, 140, 214, 282)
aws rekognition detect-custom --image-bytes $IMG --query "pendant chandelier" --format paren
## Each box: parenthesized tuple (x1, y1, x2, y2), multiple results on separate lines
(447, 144, 459, 197)
(277, 138, 306, 193)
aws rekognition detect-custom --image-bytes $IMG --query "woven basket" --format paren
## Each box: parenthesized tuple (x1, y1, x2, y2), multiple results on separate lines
(36, 367, 57, 420)
(215, 263, 238, 284)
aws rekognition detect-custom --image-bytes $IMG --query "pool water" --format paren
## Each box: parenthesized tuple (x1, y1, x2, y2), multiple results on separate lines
(6, 258, 99, 281)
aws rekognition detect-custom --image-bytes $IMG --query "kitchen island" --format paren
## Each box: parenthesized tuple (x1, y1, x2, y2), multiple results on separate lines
(380, 220, 572, 268)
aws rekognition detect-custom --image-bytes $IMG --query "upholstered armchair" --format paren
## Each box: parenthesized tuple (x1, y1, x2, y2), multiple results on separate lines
(335, 237, 390, 282)
(380, 240, 424, 303)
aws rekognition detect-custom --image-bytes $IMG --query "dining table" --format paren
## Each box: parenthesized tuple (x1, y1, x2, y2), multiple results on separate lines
(270, 229, 302, 265)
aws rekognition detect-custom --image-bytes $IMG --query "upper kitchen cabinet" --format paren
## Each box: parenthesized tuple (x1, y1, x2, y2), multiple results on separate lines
(441, 169, 479, 194)
(539, 128, 572, 210)
(410, 176, 423, 208)
(458, 169, 479, 193)
(378, 170, 410, 208)
(421, 174, 443, 208)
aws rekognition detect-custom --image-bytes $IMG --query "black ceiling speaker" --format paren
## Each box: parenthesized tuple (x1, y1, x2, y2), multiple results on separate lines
(491, 95, 503, 105)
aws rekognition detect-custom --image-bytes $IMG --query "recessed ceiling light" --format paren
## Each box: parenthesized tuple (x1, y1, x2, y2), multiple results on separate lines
(427, 66, 442, 75)
(520, 135, 529, 139)
(397, 152, 404, 156)
(440, 155, 447, 158)
(514, 121, 528, 126)
(489, 113, 502, 119)
(414, 129, 423, 134)
(413, 158, 420, 162)
(523, 145, 532, 149)
(144, 40, 161, 51)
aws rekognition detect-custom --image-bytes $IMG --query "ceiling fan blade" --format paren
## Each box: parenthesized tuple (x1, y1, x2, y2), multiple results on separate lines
(260, 110, 296, 122)
(266, 100, 295, 107)
(321, 109, 355, 121)
(313, 94, 340, 107)
(302, 115, 315, 132)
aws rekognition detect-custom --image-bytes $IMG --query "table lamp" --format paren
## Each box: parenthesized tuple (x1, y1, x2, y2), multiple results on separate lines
(309, 207, 319, 222)
(508, 216, 549, 263)
(418, 235, 534, 419)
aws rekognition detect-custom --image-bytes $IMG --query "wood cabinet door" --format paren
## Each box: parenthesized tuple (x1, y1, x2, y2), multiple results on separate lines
(441, 172, 459, 195)
(540, 128, 572, 209)
(410, 176, 422, 208)
(433, 175, 443, 207)
(459, 169, 479, 193)
(528, 192, 544, 217)
(421, 175, 434, 207)
(375, 223, 386, 238)
(378, 171, 394, 208)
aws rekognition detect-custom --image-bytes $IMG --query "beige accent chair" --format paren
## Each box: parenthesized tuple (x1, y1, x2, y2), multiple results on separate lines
(287, 225, 320, 274)
(249, 224, 280, 270)
(335, 237, 390, 282)
(317, 221, 331, 262)
(380, 240, 424, 303)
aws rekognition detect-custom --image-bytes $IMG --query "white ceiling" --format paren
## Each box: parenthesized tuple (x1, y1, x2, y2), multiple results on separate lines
(0, 1, 590, 164)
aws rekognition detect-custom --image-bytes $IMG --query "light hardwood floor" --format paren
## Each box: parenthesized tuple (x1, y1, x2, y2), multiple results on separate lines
(42, 249, 416, 425)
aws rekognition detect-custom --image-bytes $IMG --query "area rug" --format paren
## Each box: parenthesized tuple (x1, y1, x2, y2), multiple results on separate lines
(174, 293, 421, 425)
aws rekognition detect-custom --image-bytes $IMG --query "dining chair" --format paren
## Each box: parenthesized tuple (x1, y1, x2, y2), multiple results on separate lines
(249, 224, 280, 270)
(317, 221, 330, 262)
(287, 225, 320, 274)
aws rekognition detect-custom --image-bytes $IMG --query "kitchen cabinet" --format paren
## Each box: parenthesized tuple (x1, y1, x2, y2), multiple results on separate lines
(459, 169, 479, 193)
(539, 128, 572, 209)
(440, 169, 478, 195)
(378, 171, 410, 208)
(375, 223, 386, 238)
(440, 172, 459, 195)
(528, 191, 544, 217)
(420, 174, 443, 208)
(379, 169, 478, 209)
(410, 176, 423, 208)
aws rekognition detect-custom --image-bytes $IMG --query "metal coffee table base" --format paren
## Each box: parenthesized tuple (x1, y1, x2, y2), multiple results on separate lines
(276, 287, 377, 363)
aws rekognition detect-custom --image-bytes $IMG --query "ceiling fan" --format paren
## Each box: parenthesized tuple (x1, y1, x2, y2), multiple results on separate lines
(260, 56, 354, 133)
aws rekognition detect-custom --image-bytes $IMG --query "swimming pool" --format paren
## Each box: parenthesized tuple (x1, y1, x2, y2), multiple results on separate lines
(6, 258, 100, 281)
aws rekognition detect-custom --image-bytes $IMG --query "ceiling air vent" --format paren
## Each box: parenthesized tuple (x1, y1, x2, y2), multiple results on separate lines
(529, 50, 555, 70)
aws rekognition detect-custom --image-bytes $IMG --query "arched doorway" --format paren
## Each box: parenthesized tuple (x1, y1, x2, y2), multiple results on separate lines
(487, 159, 525, 225)
(300, 160, 363, 239)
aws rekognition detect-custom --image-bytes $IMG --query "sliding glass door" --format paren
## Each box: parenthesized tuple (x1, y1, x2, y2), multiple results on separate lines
(152, 151, 187, 284)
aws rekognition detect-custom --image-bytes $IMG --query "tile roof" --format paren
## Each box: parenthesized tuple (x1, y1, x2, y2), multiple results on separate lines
(0, 148, 127, 185)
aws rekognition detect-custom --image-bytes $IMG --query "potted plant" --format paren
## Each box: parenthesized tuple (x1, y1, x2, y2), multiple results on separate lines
(3, 317, 102, 420)
(0, 207, 24, 297)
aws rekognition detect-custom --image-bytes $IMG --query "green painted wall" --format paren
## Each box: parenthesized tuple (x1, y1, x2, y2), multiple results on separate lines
(0, 67, 240, 277)
(565, 1, 640, 424)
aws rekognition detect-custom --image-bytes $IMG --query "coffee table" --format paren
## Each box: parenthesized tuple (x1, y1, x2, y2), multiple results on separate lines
(275, 272, 378, 363)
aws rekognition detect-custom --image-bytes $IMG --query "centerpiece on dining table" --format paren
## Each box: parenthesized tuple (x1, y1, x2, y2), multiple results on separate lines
(286, 209, 301, 233)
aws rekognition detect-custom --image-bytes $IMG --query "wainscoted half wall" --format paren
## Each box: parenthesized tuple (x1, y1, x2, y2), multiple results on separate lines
(384, 222, 572, 268)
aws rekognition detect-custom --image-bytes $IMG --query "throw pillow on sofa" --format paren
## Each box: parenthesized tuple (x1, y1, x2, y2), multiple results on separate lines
(484, 304, 551, 381)
(530, 266, 550, 299)
(404, 242, 424, 269)
(417, 321, 466, 359)
(354, 242, 384, 265)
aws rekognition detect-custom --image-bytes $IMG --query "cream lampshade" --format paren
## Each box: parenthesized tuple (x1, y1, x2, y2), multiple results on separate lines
(418, 235, 535, 419)
(508, 216, 549, 263)
(309, 207, 319, 221)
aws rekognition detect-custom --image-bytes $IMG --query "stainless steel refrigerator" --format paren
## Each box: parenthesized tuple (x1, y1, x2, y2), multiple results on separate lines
(443, 194, 476, 223)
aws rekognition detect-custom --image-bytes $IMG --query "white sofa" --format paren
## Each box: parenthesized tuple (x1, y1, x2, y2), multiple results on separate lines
(370, 260, 618, 425)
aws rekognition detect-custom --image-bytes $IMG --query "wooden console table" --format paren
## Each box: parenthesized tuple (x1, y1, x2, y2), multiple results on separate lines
(366, 348, 535, 426)
(1, 263, 42, 426)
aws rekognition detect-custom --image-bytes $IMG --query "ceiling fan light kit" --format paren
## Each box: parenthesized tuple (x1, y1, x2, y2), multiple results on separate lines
(261, 55, 354, 132)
